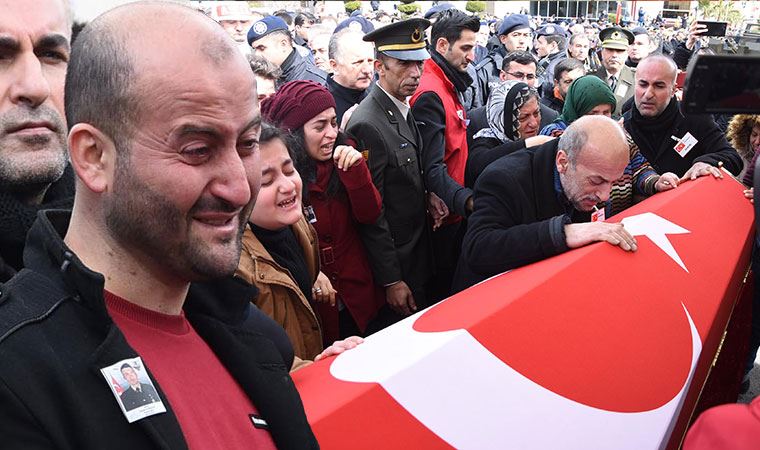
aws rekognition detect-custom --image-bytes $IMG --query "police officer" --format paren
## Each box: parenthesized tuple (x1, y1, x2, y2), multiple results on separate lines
(248, 15, 327, 87)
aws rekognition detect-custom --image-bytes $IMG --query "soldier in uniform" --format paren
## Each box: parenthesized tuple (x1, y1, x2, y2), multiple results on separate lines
(592, 26, 635, 118)
(346, 19, 437, 317)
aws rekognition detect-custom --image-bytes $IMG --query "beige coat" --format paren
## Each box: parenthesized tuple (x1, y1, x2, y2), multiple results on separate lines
(236, 217, 322, 369)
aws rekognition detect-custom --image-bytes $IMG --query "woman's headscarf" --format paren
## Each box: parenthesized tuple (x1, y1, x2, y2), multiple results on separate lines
(474, 80, 535, 142)
(556, 75, 617, 124)
(260, 80, 336, 131)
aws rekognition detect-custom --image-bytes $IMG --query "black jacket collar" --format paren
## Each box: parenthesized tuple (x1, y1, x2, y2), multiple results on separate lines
(430, 48, 473, 94)
(23, 210, 258, 326)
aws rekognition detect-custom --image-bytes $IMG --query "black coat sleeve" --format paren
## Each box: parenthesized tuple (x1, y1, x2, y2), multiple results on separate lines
(465, 137, 527, 189)
(0, 375, 55, 449)
(460, 163, 570, 277)
(412, 92, 472, 216)
(692, 114, 744, 175)
(350, 122, 404, 286)
(672, 42, 693, 70)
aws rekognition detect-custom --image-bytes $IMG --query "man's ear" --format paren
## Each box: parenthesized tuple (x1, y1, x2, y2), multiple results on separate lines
(435, 37, 449, 55)
(499, 69, 508, 81)
(68, 123, 118, 194)
(556, 148, 570, 174)
(374, 58, 384, 74)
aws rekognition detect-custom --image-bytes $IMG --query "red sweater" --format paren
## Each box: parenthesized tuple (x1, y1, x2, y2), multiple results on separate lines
(105, 291, 276, 450)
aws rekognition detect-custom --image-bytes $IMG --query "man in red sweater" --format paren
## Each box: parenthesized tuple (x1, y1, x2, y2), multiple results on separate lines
(0, 2, 321, 448)
(410, 8, 480, 301)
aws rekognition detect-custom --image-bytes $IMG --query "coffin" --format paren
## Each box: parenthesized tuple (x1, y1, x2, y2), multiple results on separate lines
(292, 174, 754, 450)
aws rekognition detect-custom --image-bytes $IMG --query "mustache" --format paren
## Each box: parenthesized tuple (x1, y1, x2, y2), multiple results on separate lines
(0, 105, 66, 135)
(190, 196, 242, 215)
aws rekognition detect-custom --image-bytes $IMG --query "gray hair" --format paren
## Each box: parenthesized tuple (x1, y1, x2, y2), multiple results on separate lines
(328, 28, 364, 61)
(558, 124, 588, 165)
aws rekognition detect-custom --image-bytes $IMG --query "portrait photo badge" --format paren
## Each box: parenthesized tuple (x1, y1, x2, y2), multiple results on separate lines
(100, 356, 166, 423)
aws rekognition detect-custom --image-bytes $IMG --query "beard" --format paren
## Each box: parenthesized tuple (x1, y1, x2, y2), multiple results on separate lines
(104, 152, 253, 282)
(0, 104, 68, 190)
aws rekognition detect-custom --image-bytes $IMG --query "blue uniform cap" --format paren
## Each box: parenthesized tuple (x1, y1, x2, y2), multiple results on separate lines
(247, 16, 288, 46)
(498, 14, 532, 36)
(423, 3, 455, 20)
(334, 16, 375, 35)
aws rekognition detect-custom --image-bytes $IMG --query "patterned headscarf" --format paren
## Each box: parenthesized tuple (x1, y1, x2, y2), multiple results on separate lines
(474, 80, 535, 142)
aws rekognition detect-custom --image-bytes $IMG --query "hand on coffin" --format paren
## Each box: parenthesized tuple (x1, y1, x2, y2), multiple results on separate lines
(386, 281, 417, 315)
(313, 271, 337, 306)
(654, 172, 680, 192)
(314, 336, 365, 362)
(565, 221, 638, 252)
(679, 161, 723, 182)
(745, 187, 754, 204)
(334, 145, 363, 171)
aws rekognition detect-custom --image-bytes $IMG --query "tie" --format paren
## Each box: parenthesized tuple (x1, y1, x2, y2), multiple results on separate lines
(609, 75, 618, 92)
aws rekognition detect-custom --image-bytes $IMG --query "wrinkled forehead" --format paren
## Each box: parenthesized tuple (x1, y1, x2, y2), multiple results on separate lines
(0, 0, 70, 42)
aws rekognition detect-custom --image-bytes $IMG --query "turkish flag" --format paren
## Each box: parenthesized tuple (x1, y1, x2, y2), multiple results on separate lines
(294, 176, 754, 449)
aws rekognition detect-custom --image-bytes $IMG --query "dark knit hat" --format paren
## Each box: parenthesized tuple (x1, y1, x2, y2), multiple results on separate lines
(260, 80, 336, 131)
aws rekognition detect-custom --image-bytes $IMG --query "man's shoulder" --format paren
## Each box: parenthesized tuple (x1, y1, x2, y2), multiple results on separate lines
(303, 65, 328, 84)
(0, 269, 69, 345)
(620, 65, 635, 82)
(481, 146, 537, 182)
(590, 66, 606, 78)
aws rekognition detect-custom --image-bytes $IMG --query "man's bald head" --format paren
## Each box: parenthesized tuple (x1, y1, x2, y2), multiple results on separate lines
(634, 55, 678, 117)
(636, 55, 678, 86)
(65, 1, 244, 147)
(561, 115, 628, 165)
(557, 116, 629, 211)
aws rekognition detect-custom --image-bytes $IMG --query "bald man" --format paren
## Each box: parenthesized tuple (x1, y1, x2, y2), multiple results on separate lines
(0, 2, 317, 448)
(624, 55, 742, 179)
(454, 115, 635, 292)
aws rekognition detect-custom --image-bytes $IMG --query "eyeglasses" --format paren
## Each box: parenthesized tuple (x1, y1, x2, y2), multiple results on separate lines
(504, 71, 537, 81)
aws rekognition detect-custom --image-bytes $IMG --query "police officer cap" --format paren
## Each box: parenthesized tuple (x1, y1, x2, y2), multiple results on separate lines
(599, 26, 635, 50)
(535, 24, 564, 38)
(424, 3, 455, 20)
(247, 16, 288, 46)
(334, 16, 375, 34)
(363, 18, 431, 61)
(498, 14, 531, 36)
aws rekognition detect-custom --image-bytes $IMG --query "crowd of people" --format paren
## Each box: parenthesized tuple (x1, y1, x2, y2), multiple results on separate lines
(0, 0, 758, 447)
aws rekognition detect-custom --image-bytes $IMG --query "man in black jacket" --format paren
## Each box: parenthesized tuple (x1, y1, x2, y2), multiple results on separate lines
(454, 115, 636, 292)
(248, 15, 326, 88)
(623, 55, 742, 178)
(0, 3, 317, 449)
(0, 0, 74, 282)
(326, 28, 374, 124)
